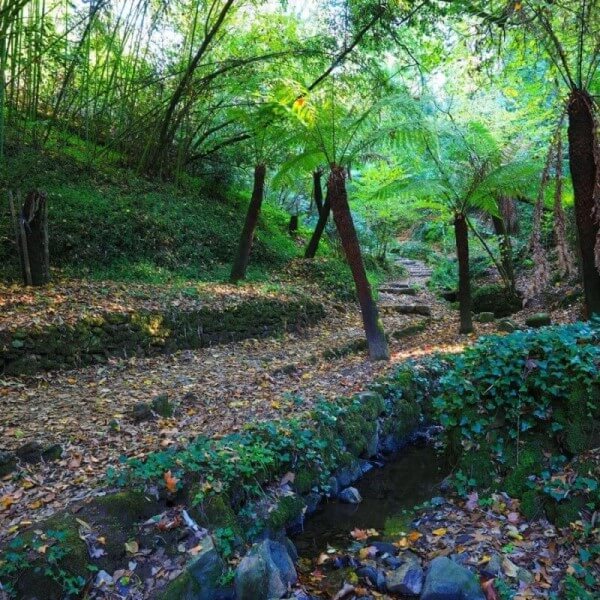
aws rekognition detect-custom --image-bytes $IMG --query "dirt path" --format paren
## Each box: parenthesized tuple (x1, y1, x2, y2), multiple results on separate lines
(0, 266, 574, 538)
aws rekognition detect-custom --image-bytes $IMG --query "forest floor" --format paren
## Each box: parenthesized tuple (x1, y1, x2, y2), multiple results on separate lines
(0, 263, 580, 543)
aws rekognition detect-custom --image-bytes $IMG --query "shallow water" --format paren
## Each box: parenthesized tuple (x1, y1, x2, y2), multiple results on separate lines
(294, 444, 447, 557)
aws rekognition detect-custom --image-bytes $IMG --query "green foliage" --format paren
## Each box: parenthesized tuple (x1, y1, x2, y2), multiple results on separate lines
(107, 371, 428, 539)
(395, 240, 444, 265)
(0, 528, 87, 598)
(433, 321, 600, 489)
(0, 171, 300, 282)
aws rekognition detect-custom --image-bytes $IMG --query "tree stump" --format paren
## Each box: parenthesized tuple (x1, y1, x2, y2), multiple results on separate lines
(9, 190, 50, 286)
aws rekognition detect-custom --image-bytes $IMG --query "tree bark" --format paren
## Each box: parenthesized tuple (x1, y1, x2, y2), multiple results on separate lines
(230, 163, 266, 283)
(491, 209, 516, 292)
(313, 169, 323, 216)
(288, 214, 299, 234)
(498, 196, 519, 235)
(305, 193, 330, 258)
(11, 190, 50, 286)
(567, 89, 600, 317)
(328, 166, 389, 361)
(454, 213, 473, 334)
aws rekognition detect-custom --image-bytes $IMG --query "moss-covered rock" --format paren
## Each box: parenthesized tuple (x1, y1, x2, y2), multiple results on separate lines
(472, 284, 521, 317)
(545, 496, 588, 528)
(525, 313, 551, 328)
(504, 445, 544, 498)
(94, 490, 158, 522)
(152, 393, 173, 417)
(195, 493, 241, 537)
(293, 467, 320, 495)
(475, 312, 495, 323)
(264, 494, 306, 531)
(15, 514, 88, 599)
(337, 412, 377, 457)
(457, 448, 495, 489)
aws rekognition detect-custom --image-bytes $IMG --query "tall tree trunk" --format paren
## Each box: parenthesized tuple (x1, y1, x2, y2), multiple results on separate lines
(328, 166, 389, 361)
(454, 213, 473, 334)
(313, 169, 323, 216)
(567, 89, 600, 317)
(305, 194, 330, 258)
(230, 163, 266, 283)
(568, 89, 600, 317)
(491, 208, 516, 292)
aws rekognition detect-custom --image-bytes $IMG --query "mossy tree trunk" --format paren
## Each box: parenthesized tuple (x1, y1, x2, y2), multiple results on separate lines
(230, 163, 266, 283)
(454, 212, 473, 334)
(328, 165, 389, 361)
(567, 89, 600, 317)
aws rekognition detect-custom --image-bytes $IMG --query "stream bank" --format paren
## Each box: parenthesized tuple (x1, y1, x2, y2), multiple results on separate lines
(1, 322, 598, 599)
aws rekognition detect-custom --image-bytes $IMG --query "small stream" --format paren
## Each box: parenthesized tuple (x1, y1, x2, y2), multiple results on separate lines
(294, 444, 448, 558)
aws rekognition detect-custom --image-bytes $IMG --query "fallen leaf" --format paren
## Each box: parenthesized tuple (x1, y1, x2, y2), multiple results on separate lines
(164, 470, 179, 494)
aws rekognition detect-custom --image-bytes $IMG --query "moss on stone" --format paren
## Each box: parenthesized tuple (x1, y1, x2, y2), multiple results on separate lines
(158, 571, 200, 600)
(472, 284, 521, 317)
(504, 446, 544, 498)
(265, 494, 306, 531)
(337, 412, 376, 457)
(293, 467, 319, 495)
(15, 514, 89, 599)
(94, 490, 157, 522)
(1, 298, 325, 375)
(195, 493, 241, 536)
(356, 392, 385, 421)
(458, 448, 495, 489)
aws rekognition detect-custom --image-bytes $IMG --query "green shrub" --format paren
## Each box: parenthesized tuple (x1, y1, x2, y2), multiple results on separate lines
(0, 162, 298, 282)
(395, 240, 443, 264)
(433, 321, 600, 490)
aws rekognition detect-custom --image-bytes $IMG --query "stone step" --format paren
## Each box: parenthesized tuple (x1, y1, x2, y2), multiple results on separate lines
(379, 287, 418, 296)
(381, 304, 432, 316)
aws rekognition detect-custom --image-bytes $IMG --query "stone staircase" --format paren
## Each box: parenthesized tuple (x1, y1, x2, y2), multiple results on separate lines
(378, 257, 433, 317)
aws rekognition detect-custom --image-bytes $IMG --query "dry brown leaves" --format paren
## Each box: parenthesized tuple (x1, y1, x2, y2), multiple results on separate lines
(0, 273, 579, 542)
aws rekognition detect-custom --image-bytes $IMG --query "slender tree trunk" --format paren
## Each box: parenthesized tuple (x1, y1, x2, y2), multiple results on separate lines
(288, 214, 298, 234)
(567, 89, 600, 317)
(313, 169, 323, 216)
(454, 213, 473, 334)
(328, 165, 389, 361)
(498, 197, 519, 235)
(305, 194, 330, 258)
(491, 209, 516, 292)
(230, 163, 266, 283)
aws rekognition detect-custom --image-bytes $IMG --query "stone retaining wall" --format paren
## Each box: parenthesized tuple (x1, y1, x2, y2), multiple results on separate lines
(1, 298, 325, 375)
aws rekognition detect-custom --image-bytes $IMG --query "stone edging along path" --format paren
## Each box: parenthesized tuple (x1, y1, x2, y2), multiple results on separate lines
(0, 297, 325, 376)
(0, 360, 440, 599)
